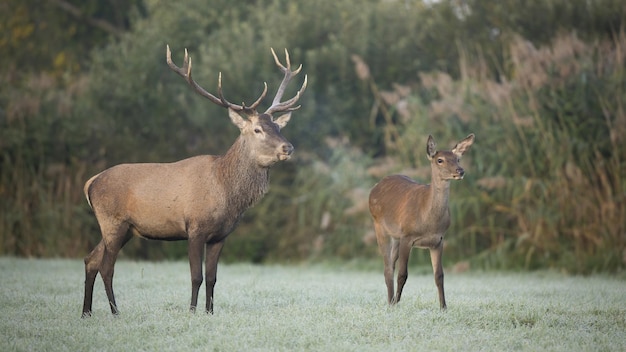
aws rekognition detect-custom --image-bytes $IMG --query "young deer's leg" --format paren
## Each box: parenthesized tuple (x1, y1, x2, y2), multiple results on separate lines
(188, 237, 205, 312)
(374, 222, 395, 304)
(388, 238, 401, 304)
(205, 240, 225, 314)
(393, 238, 412, 304)
(429, 241, 446, 309)
(82, 240, 105, 317)
(100, 224, 131, 315)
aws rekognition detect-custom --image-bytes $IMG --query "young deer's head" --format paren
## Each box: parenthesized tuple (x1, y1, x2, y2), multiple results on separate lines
(426, 133, 475, 181)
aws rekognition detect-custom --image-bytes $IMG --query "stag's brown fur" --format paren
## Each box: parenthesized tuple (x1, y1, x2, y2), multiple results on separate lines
(81, 48, 306, 317)
(369, 134, 475, 309)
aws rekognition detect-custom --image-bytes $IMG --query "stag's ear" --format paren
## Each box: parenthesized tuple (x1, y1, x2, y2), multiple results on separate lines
(273, 112, 292, 130)
(426, 135, 437, 160)
(452, 133, 475, 157)
(228, 108, 248, 129)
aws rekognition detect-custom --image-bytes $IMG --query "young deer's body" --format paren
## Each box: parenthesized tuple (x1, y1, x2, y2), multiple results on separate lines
(369, 134, 475, 309)
(81, 46, 306, 317)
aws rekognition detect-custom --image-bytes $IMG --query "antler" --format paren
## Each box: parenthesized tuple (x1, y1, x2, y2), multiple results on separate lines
(166, 45, 267, 112)
(264, 48, 308, 115)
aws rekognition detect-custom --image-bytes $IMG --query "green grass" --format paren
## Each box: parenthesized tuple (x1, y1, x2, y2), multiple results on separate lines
(1, 257, 624, 351)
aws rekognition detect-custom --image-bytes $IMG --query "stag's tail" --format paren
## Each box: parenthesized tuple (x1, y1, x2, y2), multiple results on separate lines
(83, 173, 102, 209)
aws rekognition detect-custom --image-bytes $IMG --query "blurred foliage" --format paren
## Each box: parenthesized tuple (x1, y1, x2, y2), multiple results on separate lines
(1, 0, 624, 273)
(0, 0, 145, 75)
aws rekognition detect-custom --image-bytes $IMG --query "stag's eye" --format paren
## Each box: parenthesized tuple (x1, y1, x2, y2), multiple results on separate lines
(254, 128, 262, 134)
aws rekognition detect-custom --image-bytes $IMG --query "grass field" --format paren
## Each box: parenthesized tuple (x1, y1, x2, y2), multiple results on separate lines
(1, 257, 624, 351)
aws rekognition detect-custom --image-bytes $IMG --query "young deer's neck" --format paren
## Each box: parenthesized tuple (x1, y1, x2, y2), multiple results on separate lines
(427, 171, 452, 215)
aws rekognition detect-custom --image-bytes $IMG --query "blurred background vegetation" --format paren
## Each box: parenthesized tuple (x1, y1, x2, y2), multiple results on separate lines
(1, 0, 624, 274)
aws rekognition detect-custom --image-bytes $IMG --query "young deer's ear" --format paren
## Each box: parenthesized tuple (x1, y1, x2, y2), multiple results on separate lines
(228, 108, 248, 129)
(273, 112, 292, 130)
(426, 135, 437, 160)
(452, 133, 475, 157)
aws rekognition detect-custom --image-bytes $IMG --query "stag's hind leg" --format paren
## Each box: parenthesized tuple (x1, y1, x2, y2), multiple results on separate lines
(82, 240, 105, 317)
(98, 222, 131, 315)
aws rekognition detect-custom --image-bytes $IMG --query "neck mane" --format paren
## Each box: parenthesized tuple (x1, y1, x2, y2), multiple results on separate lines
(218, 136, 270, 211)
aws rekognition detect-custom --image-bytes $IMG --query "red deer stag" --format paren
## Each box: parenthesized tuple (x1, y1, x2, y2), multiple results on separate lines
(81, 46, 307, 317)
(369, 133, 475, 309)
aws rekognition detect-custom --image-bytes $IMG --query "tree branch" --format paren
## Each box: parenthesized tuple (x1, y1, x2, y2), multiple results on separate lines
(47, 0, 124, 37)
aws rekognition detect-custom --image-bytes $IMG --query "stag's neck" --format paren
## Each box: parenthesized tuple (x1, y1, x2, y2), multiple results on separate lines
(218, 137, 270, 210)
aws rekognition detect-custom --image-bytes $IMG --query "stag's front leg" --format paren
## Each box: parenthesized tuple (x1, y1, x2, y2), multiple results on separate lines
(188, 237, 205, 312)
(204, 241, 225, 314)
(430, 241, 446, 309)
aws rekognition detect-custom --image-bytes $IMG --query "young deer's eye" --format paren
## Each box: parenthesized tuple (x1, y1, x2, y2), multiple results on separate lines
(437, 158, 444, 164)
(254, 128, 262, 134)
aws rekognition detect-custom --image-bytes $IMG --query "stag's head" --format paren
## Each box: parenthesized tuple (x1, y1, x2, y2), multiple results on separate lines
(166, 46, 307, 167)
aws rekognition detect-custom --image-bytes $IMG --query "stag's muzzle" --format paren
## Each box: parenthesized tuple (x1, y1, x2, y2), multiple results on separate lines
(279, 143, 294, 161)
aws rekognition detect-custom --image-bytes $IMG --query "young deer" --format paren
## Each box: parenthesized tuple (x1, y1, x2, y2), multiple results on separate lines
(368, 133, 475, 309)
(81, 46, 306, 317)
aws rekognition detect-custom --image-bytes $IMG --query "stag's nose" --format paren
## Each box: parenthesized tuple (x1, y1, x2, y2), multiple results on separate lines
(283, 143, 294, 156)
(457, 168, 465, 177)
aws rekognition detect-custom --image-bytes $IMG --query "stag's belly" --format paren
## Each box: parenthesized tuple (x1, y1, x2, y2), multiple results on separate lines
(127, 202, 243, 242)
(123, 190, 186, 237)
(128, 214, 188, 240)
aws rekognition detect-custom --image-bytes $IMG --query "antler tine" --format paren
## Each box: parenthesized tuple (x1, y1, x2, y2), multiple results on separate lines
(265, 48, 307, 115)
(270, 48, 303, 75)
(183, 48, 190, 71)
(216, 72, 240, 110)
(266, 74, 308, 114)
(166, 45, 183, 77)
(246, 81, 268, 110)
